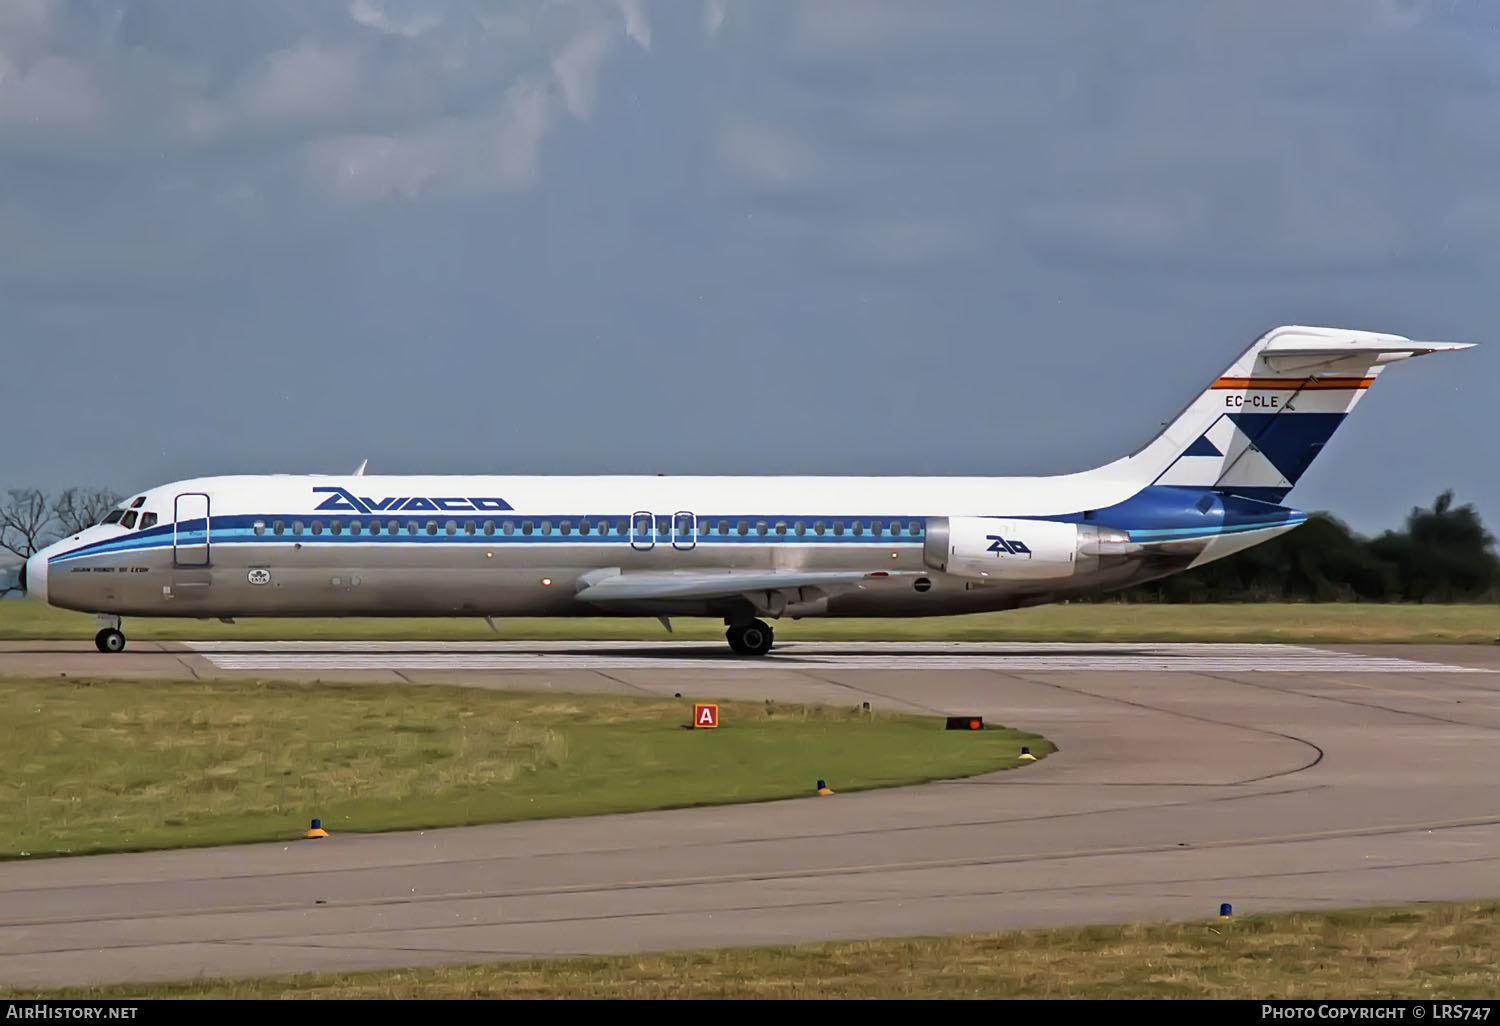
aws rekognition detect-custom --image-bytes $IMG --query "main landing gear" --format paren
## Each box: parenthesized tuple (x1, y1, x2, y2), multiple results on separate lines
(726, 618, 774, 656)
(94, 615, 126, 653)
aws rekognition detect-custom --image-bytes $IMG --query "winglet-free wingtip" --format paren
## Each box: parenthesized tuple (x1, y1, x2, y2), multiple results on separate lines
(354, 459, 368, 476)
(1409, 340, 1478, 353)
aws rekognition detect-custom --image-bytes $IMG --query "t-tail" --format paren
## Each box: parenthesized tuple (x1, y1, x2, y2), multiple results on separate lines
(1102, 325, 1475, 503)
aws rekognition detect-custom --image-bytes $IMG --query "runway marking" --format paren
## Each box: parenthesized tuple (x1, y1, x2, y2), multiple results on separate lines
(179, 641, 1497, 674)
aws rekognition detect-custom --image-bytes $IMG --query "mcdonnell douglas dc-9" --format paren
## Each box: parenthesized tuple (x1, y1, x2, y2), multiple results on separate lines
(17, 325, 1474, 656)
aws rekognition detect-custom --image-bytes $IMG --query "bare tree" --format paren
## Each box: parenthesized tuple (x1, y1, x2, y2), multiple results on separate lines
(1, 488, 55, 561)
(53, 487, 123, 536)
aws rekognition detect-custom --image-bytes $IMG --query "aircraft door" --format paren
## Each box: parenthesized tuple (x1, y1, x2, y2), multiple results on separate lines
(173, 493, 211, 566)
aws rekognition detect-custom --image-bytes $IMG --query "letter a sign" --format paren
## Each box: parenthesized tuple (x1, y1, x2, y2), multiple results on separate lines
(694, 703, 719, 729)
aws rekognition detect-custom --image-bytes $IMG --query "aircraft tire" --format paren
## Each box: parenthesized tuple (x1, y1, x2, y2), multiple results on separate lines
(732, 620, 773, 656)
(95, 628, 126, 654)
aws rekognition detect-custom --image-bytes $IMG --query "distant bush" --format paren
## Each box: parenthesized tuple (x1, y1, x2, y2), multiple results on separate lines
(1109, 491, 1500, 603)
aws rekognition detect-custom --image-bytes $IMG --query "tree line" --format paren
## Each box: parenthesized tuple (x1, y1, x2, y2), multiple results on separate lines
(2, 487, 121, 561)
(4, 485, 1498, 603)
(1109, 490, 1500, 603)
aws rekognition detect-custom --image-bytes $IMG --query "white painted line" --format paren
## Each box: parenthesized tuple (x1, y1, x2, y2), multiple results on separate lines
(178, 641, 1496, 673)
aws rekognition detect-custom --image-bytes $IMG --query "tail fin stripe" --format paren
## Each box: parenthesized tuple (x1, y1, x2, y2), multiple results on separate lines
(1210, 377, 1375, 390)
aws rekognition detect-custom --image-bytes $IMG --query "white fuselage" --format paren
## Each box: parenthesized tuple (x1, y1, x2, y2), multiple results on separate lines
(23, 471, 1303, 629)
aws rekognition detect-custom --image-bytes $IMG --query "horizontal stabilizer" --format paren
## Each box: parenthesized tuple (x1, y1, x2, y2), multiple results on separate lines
(1258, 328, 1475, 373)
(574, 567, 879, 604)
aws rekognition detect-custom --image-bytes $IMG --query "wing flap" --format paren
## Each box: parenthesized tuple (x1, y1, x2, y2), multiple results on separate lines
(574, 567, 883, 604)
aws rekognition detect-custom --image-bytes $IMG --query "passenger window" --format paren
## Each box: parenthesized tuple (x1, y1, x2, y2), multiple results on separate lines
(503, 521, 514, 535)
(426, 521, 437, 535)
(483, 521, 494, 536)
(560, 521, 571, 536)
(445, 521, 457, 536)
(331, 521, 342, 535)
(293, 521, 304, 535)
(717, 520, 728, 535)
(833, 521, 844, 536)
(774, 522, 786, 536)
(273, 521, 284, 536)
(814, 521, 825, 536)
(522, 521, 533, 535)
(908, 521, 920, 535)
(350, 521, 362, 535)
(852, 521, 864, 536)
(139, 512, 157, 530)
(311, 521, 323, 535)
(121, 510, 138, 529)
(465, 521, 475, 535)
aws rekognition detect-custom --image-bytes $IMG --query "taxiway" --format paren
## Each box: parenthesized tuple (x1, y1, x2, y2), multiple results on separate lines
(1, 639, 1498, 990)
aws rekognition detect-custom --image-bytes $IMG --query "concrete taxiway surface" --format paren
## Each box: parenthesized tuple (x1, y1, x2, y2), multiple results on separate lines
(2, 639, 1500, 990)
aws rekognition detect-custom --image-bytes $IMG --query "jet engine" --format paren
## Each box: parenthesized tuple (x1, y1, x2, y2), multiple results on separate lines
(922, 516, 1135, 581)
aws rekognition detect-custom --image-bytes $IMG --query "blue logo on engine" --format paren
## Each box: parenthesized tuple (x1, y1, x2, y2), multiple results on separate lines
(986, 535, 1032, 556)
(313, 486, 513, 515)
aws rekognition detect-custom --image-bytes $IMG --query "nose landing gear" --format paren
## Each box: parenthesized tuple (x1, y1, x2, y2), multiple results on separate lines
(94, 615, 126, 653)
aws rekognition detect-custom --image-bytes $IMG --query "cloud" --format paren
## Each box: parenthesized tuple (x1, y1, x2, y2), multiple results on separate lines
(0, 0, 656, 203)
(618, 0, 651, 49)
(302, 78, 555, 203)
(704, 0, 727, 37)
(552, 26, 614, 118)
(240, 41, 367, 127)
(348, 0, 441, 38)
(0, 54, 100, 129)
(716, 118, 824, 190)
(842, 217, 980, 267)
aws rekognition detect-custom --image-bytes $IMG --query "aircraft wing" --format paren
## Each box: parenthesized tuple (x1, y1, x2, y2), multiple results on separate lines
(573, 567, 886, 605)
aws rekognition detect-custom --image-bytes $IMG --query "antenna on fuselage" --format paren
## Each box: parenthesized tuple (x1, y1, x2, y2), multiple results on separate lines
(353, 459, 368, 476)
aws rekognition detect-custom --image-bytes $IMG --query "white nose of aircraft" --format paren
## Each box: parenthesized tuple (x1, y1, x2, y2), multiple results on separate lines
(21, 550, 48, 605)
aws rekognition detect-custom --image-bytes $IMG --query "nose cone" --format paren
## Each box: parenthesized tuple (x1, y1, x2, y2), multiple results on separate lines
(23, 551, 48, 605)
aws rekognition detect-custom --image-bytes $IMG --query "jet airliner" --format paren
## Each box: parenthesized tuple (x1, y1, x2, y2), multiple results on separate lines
(17, 325, 1474, 656)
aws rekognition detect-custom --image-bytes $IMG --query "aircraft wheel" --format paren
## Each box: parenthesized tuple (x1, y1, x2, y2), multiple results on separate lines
(726, 619, 774, 655)
(95, 628, 126, 654)
(725, 627, 747, 654)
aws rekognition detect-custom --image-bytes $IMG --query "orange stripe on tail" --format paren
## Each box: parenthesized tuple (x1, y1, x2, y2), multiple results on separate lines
(1210, 377, 1374, 390)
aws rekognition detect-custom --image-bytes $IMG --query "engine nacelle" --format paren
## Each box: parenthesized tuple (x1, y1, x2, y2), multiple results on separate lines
(922, 516, 1133, 581)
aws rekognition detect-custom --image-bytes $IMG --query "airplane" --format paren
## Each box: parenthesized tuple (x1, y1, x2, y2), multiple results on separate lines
(16, 325, 1475, 656)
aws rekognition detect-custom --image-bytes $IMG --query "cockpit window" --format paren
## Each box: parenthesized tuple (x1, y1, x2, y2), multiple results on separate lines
(138, 512, 158, 530)
(102, 509, 125, 525)
(121, 510, 138, 529)
(129, 496, 146, 509)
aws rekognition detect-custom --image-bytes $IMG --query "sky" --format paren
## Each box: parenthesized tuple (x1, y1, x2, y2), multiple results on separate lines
(4, 0, 1499, 537)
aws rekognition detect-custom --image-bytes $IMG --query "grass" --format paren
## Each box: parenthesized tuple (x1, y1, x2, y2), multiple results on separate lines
(2, 600, 1498, 644)
(6, 901, 1498, 999)
(0, 675, 1049, 860)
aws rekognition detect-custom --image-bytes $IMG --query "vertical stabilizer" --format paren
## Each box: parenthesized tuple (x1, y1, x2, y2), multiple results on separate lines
(1096, 325, 1474, 503)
